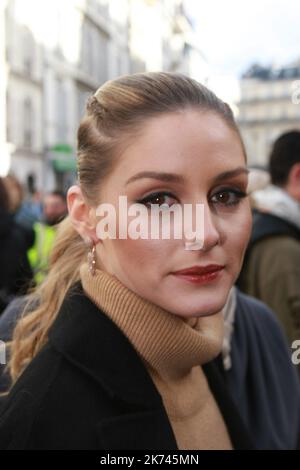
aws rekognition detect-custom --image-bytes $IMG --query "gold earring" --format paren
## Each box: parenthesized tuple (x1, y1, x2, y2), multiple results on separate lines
(87, 239, 96, 276)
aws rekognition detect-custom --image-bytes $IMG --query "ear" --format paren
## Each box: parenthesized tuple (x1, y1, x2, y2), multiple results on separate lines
(67, 185, 99, 244)
(287, 163, 300, 200)
(289, 162, 300, 183)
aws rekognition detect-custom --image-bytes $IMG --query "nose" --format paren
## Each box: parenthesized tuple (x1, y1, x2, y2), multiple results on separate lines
(184, 202, 221, 251)
(202, 203, 221, 251)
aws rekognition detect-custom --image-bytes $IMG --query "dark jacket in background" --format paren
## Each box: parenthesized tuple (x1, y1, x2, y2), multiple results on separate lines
(0, 210, 34, 313)
(237, 210, 300, 365)
(0, 283, 299, 450)
(225, 289, 300, 449)
(0, 296, 30, 393)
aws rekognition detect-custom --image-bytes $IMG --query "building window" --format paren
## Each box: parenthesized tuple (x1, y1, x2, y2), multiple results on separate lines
(23, 27, 35, 77)
(56, 78, 67, 142)
(6, 92, 11, 142)
(23, 98, 33, 147)
(96, 30, 108, 83)
(81, 21, 94, 77)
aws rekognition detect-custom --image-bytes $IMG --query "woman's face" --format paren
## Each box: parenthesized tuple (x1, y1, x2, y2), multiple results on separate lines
(95, 109, 252, 318)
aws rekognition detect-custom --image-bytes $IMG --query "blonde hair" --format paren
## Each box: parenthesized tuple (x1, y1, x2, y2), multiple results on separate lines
(7, 72, 246, 386)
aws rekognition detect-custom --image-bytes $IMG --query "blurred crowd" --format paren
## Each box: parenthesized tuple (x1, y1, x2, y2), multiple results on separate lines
(0, 176, 67, 312)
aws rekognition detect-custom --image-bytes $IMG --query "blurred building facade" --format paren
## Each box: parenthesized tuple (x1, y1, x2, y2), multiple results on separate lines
(4, 1, 44, 190)
(0, 0, 208, 193)
(237, 60, 300, 167)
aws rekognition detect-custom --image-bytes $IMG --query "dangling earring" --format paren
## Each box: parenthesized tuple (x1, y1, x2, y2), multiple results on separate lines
(86, 239, 96, 276)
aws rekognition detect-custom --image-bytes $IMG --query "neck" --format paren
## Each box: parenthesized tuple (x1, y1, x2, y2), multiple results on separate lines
(80, 263, 224, 380)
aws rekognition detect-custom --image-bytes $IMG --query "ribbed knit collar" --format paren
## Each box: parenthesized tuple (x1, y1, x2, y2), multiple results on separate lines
(80, 263, 224, 380)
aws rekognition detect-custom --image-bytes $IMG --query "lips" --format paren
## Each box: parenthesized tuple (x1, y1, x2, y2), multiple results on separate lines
(171, 264, 225, 285)
(173, 265, 225, 275)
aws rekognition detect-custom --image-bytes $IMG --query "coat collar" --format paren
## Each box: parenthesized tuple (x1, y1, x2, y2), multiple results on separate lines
(48, 282, 163, 410)
(48, 282, 180, 450)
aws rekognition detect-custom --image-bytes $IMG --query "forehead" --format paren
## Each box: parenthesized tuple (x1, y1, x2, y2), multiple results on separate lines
(116, 109, 245, 181)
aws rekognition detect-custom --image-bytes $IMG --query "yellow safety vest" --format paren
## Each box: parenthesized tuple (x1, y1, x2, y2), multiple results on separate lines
(28, 222, 56, 285)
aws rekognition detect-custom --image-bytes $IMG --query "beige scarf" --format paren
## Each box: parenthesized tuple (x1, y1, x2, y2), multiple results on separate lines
(80, 263, 233, 450)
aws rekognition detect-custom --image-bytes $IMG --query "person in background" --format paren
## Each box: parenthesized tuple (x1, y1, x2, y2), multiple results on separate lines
(15, 190, 43, 230)
(3, 174, 36, 249)
(28, 190, 67, 285)
(237, 131, 300, 373)
(15, 174, 43, 230)
(3, 174, 23, 215)
(0, 178, 33, 313)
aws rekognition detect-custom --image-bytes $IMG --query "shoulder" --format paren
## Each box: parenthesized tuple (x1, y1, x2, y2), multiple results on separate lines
(0, 342, 62, 449)
(0, 296, 29, 341)
(235, 288, 289, 343)
(249, 236, 300, 282)
(0, 284, 162, 449)
(233, 288, 299, 383)
(228, 289, 300, 449)
(0, 340, 108, 449)
(236, 288, 279, 320)
(253, 234, 300, 259)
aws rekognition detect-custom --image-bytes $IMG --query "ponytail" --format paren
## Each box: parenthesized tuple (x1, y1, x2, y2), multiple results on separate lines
(8, 216, 86, 385)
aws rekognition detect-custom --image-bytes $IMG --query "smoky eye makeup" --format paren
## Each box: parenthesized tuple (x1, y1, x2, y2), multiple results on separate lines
(128, 171, 249, 209)
(135, 190, 179, 208)
(209, 187, 248, 207)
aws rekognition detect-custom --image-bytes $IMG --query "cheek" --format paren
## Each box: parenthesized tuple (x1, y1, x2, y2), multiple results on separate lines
(225, 205, 252, 265)
(111, 238, 173, 271)
(240, 203, 252, 247)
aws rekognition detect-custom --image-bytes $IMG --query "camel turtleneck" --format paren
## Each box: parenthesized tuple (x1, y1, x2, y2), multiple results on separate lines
(80, 263, 232, 450)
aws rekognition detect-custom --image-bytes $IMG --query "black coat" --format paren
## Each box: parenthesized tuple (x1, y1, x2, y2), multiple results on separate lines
(0, 210, 34, 313)
(0, 283, 254, 450)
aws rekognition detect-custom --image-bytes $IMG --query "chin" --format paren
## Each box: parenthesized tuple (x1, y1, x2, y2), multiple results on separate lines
(167, 295, 227, 318)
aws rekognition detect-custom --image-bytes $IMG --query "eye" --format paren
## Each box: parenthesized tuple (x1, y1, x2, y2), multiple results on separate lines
(136, 191, 178, 209)
(210, 188, 247, 207)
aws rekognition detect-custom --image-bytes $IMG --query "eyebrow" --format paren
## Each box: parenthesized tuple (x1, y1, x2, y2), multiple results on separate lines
(125, 171, 184, 186)
(125, 167, 249, 186)
(212, 167, 249, 183)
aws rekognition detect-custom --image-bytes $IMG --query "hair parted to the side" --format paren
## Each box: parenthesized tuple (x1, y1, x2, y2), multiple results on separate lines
(7, 72, 246, 387)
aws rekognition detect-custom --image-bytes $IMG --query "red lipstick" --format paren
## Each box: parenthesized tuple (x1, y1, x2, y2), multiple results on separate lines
(172, 265, 224, 284)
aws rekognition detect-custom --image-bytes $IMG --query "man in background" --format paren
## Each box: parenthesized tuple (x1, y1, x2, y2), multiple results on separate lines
(237, 131, 300, 372)
(28, 190, 67, 285)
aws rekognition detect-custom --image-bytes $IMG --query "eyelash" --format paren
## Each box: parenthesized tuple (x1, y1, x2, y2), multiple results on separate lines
(136, 188, 247, 208)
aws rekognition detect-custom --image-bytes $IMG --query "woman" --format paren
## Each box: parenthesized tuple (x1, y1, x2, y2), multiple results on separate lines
(0, 72, 299, 450)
